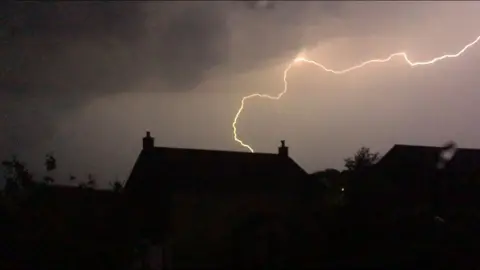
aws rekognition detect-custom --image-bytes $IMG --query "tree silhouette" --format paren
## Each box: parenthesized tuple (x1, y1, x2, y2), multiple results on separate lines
(43, 153, 57, 185)
(87, 174, 97, 188)
(2, 156, 34, 195)
(42, 176, 55, 185)
(344, 147, 380, 172)
(78, 174, 97, 189)
(109, 179, 124, 193)
(45, 153, 56, 172)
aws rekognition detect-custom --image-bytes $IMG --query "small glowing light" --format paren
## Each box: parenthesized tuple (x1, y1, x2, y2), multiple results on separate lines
(341, 187, 345, 192)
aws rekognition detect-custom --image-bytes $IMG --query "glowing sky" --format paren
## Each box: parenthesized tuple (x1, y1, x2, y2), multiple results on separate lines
(2, 2, 480, 187)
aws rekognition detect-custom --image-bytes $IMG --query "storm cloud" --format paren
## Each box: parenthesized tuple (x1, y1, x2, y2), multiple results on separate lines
(3, 2, 421, 99)
(1, 1, 344, 155)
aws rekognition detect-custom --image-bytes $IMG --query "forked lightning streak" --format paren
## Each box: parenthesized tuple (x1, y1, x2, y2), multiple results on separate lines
(232, 35, 480, 153)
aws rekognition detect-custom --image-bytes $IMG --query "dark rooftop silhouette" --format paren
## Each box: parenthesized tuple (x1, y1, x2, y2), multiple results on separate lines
(125, 132, 309, 193)
(378, 144, 480, 178)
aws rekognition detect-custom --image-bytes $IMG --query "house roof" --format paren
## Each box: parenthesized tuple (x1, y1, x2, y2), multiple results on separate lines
(125, 146, 309, 193)
(376, 144, 480, 180)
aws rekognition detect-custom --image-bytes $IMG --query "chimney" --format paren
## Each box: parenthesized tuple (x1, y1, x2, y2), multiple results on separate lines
(278, 140, 288, 157)
(143, 131, 155, 151)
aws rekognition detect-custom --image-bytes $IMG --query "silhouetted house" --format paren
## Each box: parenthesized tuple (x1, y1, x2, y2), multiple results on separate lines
(373, 144, 480, 214)
(123, 132, 322, 268)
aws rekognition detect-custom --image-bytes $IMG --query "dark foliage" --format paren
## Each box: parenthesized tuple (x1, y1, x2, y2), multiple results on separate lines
(3, 144, 480, 269)
(110, 180, 124, 193)
(45, 153, 56, 172)
(344, 147, 380, 172)
(2, 156, 34, 195)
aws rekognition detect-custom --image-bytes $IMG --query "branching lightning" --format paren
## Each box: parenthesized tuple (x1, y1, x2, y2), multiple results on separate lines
(232, 35, 480, 153)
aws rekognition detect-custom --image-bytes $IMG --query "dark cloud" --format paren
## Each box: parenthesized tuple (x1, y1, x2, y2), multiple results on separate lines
(1, 2, 347, 101)
(148, 3, 229, 90)
(0, 2, 234, 154)
(2, 1, 337, 155)
(1, 2, 229, 96)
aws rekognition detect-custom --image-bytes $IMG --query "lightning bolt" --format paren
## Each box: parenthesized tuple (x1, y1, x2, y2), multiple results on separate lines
(232, 35, 480, 153)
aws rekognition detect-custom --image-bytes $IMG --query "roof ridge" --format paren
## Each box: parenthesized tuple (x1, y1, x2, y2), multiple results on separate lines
(393, 144, 480, 152)
(393, 144, 441, 148)
(152, 146, 277, 155)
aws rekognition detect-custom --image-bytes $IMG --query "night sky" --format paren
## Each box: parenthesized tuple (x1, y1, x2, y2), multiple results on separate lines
(2, 2, 480, 187)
